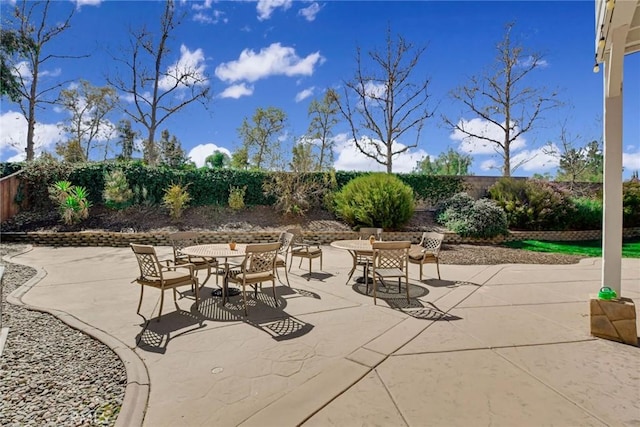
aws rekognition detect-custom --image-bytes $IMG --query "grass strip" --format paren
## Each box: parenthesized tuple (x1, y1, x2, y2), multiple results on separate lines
(504, 238, 640, 258)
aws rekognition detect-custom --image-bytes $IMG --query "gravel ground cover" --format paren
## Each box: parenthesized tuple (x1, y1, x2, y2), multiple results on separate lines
(0, 244, 126, 427)
(0, 240, 583, 426)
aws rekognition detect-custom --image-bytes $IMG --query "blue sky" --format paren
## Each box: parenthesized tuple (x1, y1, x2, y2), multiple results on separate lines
(1, 0, 639, 178)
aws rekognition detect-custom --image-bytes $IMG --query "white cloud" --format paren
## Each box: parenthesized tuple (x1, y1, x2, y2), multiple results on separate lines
(519, 56, 549, 68)
(299, 2, 321, 21)
(480, 159, 498, 172)
(623, 150, 640, 171)
(158, 45, 208, 91)
(364, 81, 386, 103)
(193, 9, 227, 24)
(295, 87, 314, 102)
(215, 43, 323, 83)
(332, 133, 427, 173)
(193, 12, 213, 24)
(192, 0, 213, 11)
(74, 0, 102, 9)
(0, 111, 64, 161)
(219, 83, 254, 99)
(256, 0, 292, 21)
(450, 118, 527, 155)
(188, 143, 232, 167)
(510, 145, 559, 172)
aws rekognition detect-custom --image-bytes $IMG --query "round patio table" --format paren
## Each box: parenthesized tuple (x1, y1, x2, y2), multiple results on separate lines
(182, 244, 247, 301)
(330, 239, 375, 285)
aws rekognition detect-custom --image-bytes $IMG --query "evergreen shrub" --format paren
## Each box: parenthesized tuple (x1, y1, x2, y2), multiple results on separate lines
(332, 173, 415, 229)
(488, 178, 576, 230)
(435, 193, 507, 238)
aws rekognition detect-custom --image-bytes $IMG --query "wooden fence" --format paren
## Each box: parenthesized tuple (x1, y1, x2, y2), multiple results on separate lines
(0, 171, 26, 222)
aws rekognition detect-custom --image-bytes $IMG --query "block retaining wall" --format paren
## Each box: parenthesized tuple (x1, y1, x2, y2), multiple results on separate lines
(2, 227, 639, 248)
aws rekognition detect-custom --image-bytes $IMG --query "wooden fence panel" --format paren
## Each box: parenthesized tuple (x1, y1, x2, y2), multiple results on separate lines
(0, 171, 26, 222)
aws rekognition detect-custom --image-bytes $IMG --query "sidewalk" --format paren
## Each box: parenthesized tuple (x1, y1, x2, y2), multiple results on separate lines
(6, 245, 640, 426)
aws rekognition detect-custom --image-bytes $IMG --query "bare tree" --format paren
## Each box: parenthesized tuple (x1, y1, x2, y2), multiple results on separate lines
(9, 0, 83, 161)
(444, 22, 560, 177)
(58, 80, 119, 161)
(306, 89, 340, 171)
(107, 0, 210, 166)
(336, 27, 433, 173)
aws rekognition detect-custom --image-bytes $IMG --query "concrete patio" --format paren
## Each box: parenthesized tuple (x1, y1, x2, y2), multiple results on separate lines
(5, 244, 640, 427)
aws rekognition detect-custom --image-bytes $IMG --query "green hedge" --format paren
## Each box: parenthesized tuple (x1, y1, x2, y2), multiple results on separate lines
(3, 161, 466, 211)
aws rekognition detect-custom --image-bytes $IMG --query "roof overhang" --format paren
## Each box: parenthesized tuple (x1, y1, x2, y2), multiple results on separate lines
(595, 0, 640, 63)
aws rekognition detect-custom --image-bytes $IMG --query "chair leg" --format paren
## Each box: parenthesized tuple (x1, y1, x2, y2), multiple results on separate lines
(405, 275, 410, 303)
(283, 265, 290, 286)
(272, 279, 277, 306)
(242, 283, 248, 316)
(436, 260, 441, 279)
(158, 289, 165, 321)
(419, 263, 423, 281)
(137, 285, 144, 314)
(320, 252, 323, 270)
(194, 280, 200, 308)
(288, 256, 293, 272)
(307, 257, 312, 281)
(372, 273, 377, 305)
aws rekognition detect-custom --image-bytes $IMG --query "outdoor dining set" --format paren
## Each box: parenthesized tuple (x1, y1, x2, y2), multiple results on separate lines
(130, 228, 444, 320)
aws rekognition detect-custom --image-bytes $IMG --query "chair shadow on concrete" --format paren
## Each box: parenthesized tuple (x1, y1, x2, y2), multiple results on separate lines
(386, 299, 462, 321)
(196, 285, 316, 341)
(352, 279, 462, 321)
(136, 307, 206, 354)
(289, 271, 334, 282)
(423, 278, 481, 288)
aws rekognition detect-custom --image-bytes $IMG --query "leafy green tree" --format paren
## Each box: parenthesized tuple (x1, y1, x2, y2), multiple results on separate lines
(237, 106, 286, 169)
(0, 29, 34, 101)
(205, 151, 230, 169)
(57, 80, 119, 161)
(414, 148, 473, 175)
(444, 23, 560, 176)
(306, 89, 340, 171)
(547, 123, 603, 184)
(55, 138, 85, 163)
(116, 119, 138, 161)
(230, 147, 249, 170)
(159, 129, 188, 168)
(336, 26, 434, 173)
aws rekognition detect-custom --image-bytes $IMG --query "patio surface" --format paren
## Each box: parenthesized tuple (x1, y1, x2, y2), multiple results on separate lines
(5, 245, 640, 427)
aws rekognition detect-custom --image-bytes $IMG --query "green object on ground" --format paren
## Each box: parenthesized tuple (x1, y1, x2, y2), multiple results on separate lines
(503, 238, 640, 258)
(598, 287, 617, 300)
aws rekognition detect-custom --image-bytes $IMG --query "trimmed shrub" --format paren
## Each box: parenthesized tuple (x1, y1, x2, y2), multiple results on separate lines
(571, 197, 602, 230)
(103, 169, 133, 210)
(332, 173, 415, 229)
(228, 186, 246, 211)
(162, 183, 191, 220)
(488, 178, 576, 230)
(435, 193, 507, 238)
(623, 179, 640, 227)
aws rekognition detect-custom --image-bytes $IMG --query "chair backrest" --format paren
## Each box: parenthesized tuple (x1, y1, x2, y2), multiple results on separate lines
(359, 227, 383, 241)
(286, 227, 304, 246)
(168, 231, 199, 260)
(131, 243, 163, 280)
(244, 242, 281, 273)
(372, 241, 411, 269)
(420, 232, 444, 254)
(278, 231, 294, 255)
